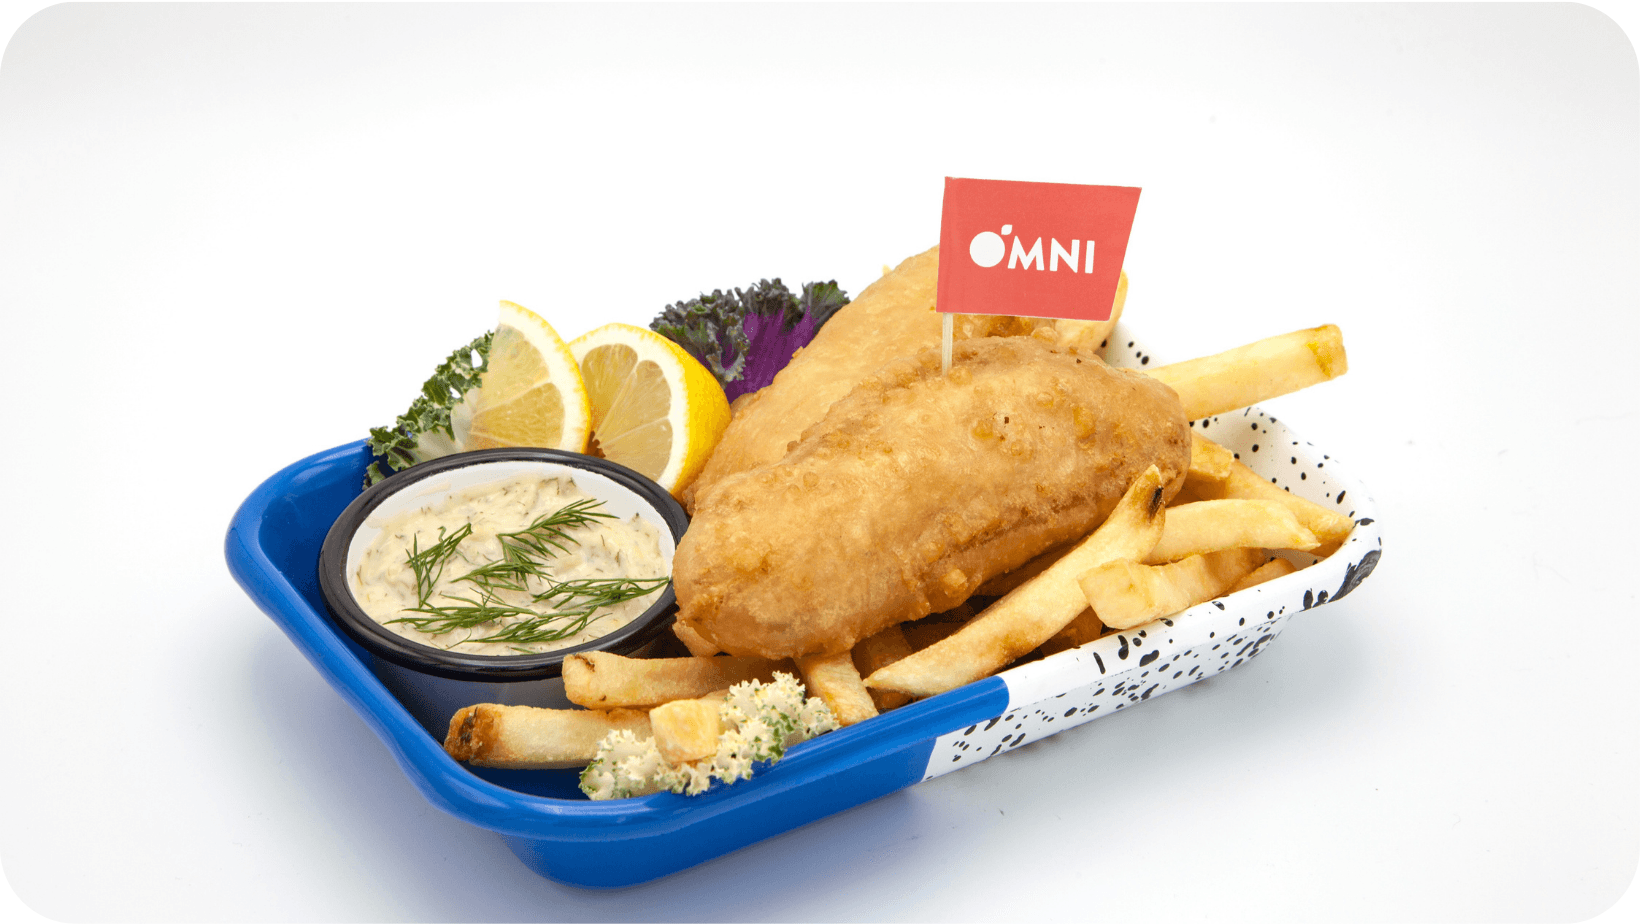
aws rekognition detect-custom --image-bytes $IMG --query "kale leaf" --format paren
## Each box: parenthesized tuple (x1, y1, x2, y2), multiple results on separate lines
(650, 279, 850, 403)
(364, 331, 492, 487)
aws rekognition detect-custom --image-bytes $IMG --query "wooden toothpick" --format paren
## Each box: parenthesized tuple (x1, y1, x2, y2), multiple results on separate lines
(941, 313, 953, 375)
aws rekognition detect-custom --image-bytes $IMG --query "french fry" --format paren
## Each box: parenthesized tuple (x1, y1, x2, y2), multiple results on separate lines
(851, 625, 916, 711)
(443, 704, 651, 769)
(1187, 436, 1356, 548)
(796, 651, 879, 726)
(1145, 325, 1348, 421)
(1060, 533, 1298, 651)
(1053, 271, 1127, 358)
(1079, 547, 1264, 631)
(649, 698, 723, 765)
(563, 651, 786, 708)
(1228, 556, 1298, 593)
(1309, 539, 1346, 560)
(672, 622, 722, 657)
(865, 465, 1168, 699)
(1144, 499, 1318, 563)
(1187, 431, 1236, 486)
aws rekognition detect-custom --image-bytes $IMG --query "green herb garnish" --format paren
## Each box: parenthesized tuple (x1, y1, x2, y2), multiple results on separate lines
(365, 332, 493, 487)
(405, 523, 473, 607)
(386, 498, 669, 652)
(497, 499, 613, 564)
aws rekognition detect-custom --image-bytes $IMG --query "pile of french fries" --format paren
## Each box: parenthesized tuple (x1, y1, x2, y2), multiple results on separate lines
(444, 324, 1355, 774)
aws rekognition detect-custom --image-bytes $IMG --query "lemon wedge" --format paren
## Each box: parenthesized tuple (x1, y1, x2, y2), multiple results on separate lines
(463, 301, 592, 453)
(569, 323, 731, 498)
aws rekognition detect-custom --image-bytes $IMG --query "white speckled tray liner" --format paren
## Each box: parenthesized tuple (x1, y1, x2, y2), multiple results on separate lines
(922, 326, 1381, 780)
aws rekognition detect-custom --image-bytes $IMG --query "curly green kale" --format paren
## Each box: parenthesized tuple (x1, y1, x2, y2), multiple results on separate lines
(650, 279, 849, 403)
(578, 672, 839, 800)
(363, 331, 492, 487)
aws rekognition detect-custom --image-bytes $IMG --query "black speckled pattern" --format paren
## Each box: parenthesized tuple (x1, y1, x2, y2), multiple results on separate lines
(921, 324, 1383, 781)
(929, 615, 1293, 777)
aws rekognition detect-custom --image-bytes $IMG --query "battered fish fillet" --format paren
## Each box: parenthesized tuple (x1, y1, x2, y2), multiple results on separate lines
(673, 336, 1191, 660)
(682, 246, 1041, 511)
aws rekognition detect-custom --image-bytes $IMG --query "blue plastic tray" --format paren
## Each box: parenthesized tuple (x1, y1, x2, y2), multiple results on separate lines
(226, 409, 1380, 888)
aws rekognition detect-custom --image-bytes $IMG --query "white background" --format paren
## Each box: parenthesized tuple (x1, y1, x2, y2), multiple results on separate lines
(2, 3, 1637, 922)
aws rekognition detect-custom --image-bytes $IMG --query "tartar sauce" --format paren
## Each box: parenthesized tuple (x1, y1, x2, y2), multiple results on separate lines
(351, 475, 668, 656)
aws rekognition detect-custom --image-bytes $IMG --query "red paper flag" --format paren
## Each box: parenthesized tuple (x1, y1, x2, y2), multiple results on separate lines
(936, 178, 1140, 321)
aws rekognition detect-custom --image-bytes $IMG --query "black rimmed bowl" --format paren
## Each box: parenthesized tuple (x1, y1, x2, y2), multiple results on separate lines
(318, 448, 689, 738)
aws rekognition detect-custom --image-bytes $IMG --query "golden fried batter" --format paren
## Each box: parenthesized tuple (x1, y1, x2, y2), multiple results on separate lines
(673, 336, 1191, 660)
(682, 246, 1036, 510)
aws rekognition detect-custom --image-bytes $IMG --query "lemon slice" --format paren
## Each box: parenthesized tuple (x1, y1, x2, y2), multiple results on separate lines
(569, 323, 731, 497)
(463, 301, 592, 453)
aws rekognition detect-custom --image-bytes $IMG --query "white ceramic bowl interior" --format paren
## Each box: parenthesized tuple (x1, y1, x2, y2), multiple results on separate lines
(347, 457, 677, 584)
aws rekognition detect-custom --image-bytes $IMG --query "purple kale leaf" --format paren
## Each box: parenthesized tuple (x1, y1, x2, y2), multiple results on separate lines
(651, 278, 850, 403)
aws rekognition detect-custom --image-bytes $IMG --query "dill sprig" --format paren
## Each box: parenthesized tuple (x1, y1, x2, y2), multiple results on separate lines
(447, 499, 618, 601)
(452, 558, 539, 597)
(392, 596, 540, 631)
(391, 575, 669, 647)
(497, 499, 614, 564)
(404, 524, 473, 607)
(531, 576, 671, 610)
(386, 498, 668, 650)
